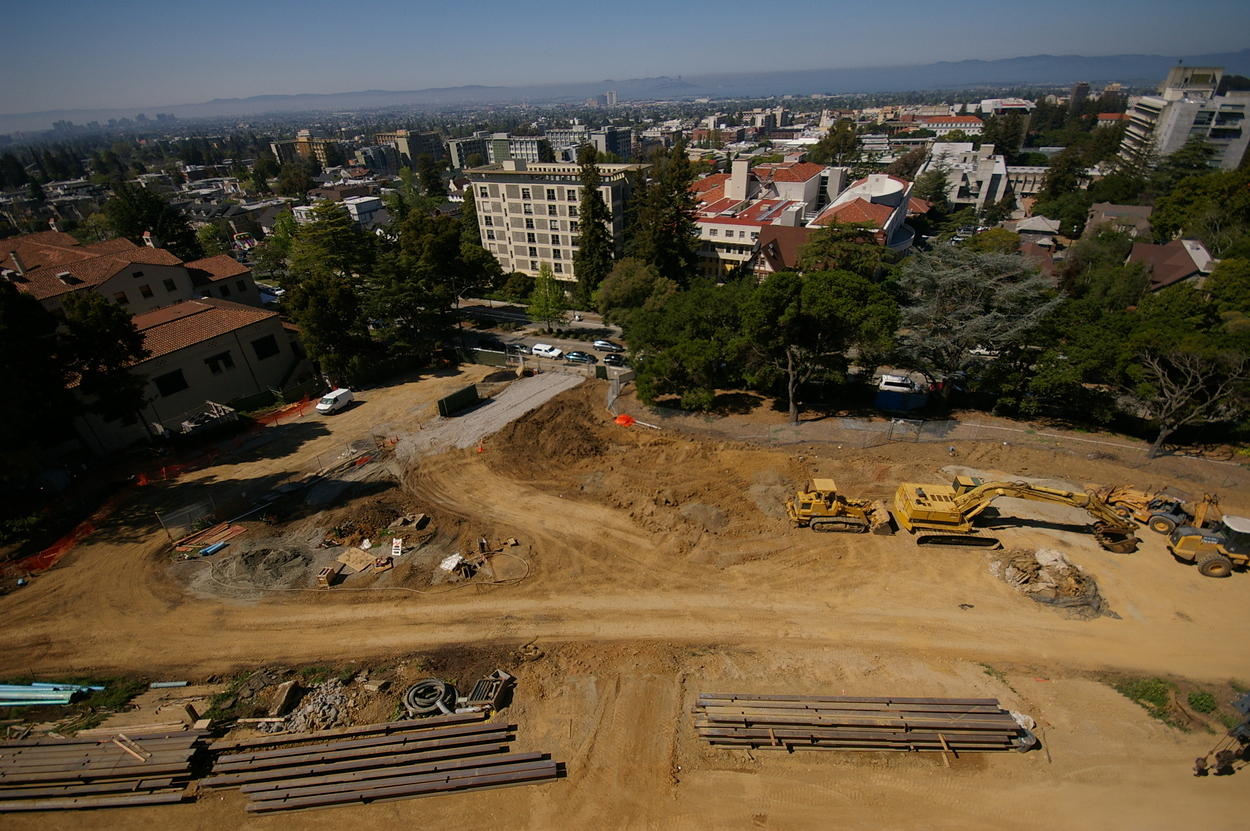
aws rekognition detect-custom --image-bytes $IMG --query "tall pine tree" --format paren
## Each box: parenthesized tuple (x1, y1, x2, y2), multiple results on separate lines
(572, 144, 614, 307)
(630, 143, 699, 287)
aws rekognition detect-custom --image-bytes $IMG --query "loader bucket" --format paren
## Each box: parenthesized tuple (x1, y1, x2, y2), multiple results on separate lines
(868, 501, 895, 535)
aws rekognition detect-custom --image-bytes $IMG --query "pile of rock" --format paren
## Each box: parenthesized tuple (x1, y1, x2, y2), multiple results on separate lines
(988, 548, 1118, 620)
(260, 678, 350, 733)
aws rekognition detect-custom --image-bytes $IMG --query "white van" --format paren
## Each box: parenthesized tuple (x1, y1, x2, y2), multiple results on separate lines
(530, 343, 563, 359)
(316, 388, 355, 414)
(877, 374, 920, 393)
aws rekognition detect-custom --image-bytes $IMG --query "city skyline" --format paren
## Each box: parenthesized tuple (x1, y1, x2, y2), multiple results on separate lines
(3, 0, 1249, 115)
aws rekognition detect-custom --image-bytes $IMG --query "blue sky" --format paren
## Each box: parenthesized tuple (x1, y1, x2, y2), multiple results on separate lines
(2, 0, 1248, 114)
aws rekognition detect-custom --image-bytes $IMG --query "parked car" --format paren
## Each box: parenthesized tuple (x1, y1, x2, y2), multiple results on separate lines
(968, 345, 1000, 358)
(565, 351, 597, 364)
(507, 342, 531, 355)
(603, 354, 628, 367)
(592, 339, 625, 353)
(531, 343, 563, 359)
(316, 388, 355, 414)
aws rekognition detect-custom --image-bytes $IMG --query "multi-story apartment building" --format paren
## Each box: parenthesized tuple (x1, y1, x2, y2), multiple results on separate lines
(466, 160, 646, 283)
(590, 126, 633, 160)
(917, 142, 1010, 212)
(270, 130, 343, 167)
(447, 132, 491, 169)
(1120, 66, 1250, 170)
(486, 134, 555, 165)
(374, 129, 445, 166)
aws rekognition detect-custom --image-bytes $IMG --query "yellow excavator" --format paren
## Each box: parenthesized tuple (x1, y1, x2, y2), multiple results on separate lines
(786, 479, 893, 534)
(893, 476, 1140, 553)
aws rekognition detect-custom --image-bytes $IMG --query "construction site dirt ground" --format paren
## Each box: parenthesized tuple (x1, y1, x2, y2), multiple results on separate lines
(3, 372, 1249, 829)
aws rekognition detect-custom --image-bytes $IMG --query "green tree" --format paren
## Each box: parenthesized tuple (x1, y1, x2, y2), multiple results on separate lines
(195, 223, 232, 256)
(1206, 258, 1250, 315)
(102, 183, 203, 260)
(290, 202, 373, 279)
(960, 228, 1020, 255)
(1037, 147, 1087, 202)
(797, 225, 886, 279)
(628, 280, 750, 411)
(884, 147, 928, 179)
(1150, 167, 1250, 256)
(528, 263, 568, 331)
(275, 161, 315, 197)
(60, 292, 149, 425)
(629, 143, 699, 286)
(416, 154, 446, 199)
(572, 145, 615, 306)
(739, 270, 898, 422)
(808, 120, 860, 166)
(896, 248, 1062, 382)
(498, 272, 535, 302)
(1152, 137, 1214, 192)
(981, 114, 1025, 156)
(911, 165, 950, 209)
(284, 268, 369, 386)
(594, 257, 677, 329)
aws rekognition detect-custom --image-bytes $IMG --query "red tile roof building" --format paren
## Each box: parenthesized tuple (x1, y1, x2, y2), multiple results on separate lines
(1127, 239, 1214, 291)
(917, 115, 985, 136)
(2, 231, 260, 310)
(78, 298, 313, 454)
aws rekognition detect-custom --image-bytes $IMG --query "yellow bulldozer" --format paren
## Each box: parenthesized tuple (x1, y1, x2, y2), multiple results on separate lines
(892, 476, 1140, 553)
(786, 479, 893, 534)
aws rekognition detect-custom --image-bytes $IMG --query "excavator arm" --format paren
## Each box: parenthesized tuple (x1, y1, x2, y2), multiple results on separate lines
(952, 481, 1139, 552)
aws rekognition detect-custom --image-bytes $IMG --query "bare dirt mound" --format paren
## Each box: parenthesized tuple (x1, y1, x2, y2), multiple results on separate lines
(218, 548, 312, 590)
(491, 391, 609, 462)
(484, 384, 805, 542)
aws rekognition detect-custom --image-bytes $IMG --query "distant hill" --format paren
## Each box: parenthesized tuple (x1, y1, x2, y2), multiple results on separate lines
(4, 49, 1249, 133)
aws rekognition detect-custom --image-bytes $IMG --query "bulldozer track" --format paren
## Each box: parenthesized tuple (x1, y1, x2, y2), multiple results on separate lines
(810, 519, 869, 533)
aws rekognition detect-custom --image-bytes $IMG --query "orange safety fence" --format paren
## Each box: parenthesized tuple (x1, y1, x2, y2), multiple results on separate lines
(253, 396, 314, 426)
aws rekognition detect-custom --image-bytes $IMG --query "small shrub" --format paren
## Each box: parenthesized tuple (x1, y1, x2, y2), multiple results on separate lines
(1187, 691, 1218, 714)
(1114, 677, 1174, 722)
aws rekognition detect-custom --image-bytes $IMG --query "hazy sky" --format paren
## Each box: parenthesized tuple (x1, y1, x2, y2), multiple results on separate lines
(3, 0, 1248, 114)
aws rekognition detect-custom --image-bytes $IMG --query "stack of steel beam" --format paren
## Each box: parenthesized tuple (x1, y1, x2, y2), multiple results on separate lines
(693, 692, 1033, 753)
(202, 712, 561, 813)
(0, 730, 206, 812)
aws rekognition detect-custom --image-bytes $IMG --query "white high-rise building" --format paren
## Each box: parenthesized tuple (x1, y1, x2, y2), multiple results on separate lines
(466, 161, 647, 283)
(1121, 66, 1250, 170)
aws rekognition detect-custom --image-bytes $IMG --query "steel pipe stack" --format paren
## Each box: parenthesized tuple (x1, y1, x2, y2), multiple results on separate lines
(202, 712, 562, 813)
(693, 692, 1035, 753)
(0, 730, 206, 812)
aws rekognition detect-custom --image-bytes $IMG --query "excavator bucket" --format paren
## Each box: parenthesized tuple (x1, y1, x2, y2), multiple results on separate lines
(1093, 523, 1140, 554)
(867, 501, 894, 535)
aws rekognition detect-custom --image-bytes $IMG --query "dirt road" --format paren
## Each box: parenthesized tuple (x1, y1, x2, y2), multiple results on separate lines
(2, 378, 1247, 829)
